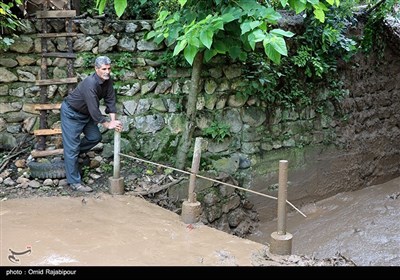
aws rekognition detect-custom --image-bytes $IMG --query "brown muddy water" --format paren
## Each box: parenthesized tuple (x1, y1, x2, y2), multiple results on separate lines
(247, 176, 400, 266)
(1, 176, 399, 267)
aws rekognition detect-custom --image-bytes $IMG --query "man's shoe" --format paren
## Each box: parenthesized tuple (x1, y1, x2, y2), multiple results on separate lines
(70, 183, 93, 192)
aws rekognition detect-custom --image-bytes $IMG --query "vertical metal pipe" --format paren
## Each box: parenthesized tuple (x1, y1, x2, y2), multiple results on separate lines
(277, 160, 288, 235)
(188, 137, 202, 203)
(113, 131, 121, 179)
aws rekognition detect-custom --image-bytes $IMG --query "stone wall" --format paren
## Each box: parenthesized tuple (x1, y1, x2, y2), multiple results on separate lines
(1, 17, 400, 226)
(0, 18, 338, 163)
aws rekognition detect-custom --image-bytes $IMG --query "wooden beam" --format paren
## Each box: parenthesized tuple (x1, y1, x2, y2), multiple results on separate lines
(31, 149, 64, 158)
(34, 103, 62, 111)
(34, 128, 62, 136)
(35, 77, 78, 86)
(36, 10, 76, 19)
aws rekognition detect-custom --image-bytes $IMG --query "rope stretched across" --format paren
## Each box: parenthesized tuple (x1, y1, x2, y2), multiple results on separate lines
(119, 153, 307, 217)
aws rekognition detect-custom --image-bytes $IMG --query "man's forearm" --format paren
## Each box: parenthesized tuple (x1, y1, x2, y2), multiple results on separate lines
(109, 113, 116, 121)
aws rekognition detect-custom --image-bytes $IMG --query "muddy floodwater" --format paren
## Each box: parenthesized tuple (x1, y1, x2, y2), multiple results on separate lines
(0, 194, 268, 266)
(248, 176, 400, 266)
(1, 176, 399, 267)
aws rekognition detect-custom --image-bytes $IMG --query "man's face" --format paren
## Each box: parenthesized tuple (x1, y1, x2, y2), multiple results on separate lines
(95, 64, 111, 81)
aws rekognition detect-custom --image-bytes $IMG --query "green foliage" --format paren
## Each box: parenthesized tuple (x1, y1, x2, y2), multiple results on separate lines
(90, 0, 360, 115)
(0, 0, 24, 51)
(79, 53, 96, 68)
(145, 69, 157, 81)
(101, 163, 113, 174)
(81, 166, 91, 183)
(155, 50, 190, 78)
(111, 52, 133, 79)
(81, 0, 155, 18)
(94, 0, 159, 19)
(360, 0, 399, 57)
(203, 121, 231, 143)
(292, 3, 358, 77)
(145, 0, 308, 65)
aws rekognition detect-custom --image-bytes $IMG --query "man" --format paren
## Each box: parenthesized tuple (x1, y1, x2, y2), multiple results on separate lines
(60, 56, 122, 192)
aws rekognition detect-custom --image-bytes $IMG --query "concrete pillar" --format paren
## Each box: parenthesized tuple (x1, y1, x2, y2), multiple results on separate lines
(270, 160, 293, 255)
(109, 130, 125, 195)
(181, 200, 202, 224)
(109, 177, 125, 195)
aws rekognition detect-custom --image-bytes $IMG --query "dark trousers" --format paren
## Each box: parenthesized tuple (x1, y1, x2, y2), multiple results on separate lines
(60, 100, 102, 184)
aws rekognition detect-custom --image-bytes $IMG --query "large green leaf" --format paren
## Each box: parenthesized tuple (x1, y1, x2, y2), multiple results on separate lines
(280, 0, 289, 7)
(247, 29, 267, 51)
(264, 43, 281, 64)
(145, 30, 157, 40)
(178, 0, 187, 7)
(96, 0, 107, 15)
(114, 0, 127, 18)
(188, 36, 200, 48)
(268, 36, 288, 56)
(173, 39, 187, 56)
(213, 40, 228, 54)
(288, 0, 307, 14)
(184, 44, 199, 65)
(200, 29, 213, 49)
(240, 20, 261, 35)
(314, 8, 325, 23)
(237, 0, 263, 10)
(263, 7, 282, 23)
(270, 29, 295, 38)
(228, 46, 242, 60)
(204, 49, 218, 62)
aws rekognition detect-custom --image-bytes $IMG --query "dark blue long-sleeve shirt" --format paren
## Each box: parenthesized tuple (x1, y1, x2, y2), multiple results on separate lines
(65, 72, 117, 124)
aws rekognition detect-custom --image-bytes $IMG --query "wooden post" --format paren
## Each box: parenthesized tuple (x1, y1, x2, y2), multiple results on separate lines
(188, 137, 202, 203)
(181, 137, 202, 224)
(270, 160, 293, 255)
(277, 160, 288, 234)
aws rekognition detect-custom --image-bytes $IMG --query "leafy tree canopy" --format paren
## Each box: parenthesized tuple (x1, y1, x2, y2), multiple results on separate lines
(96, 0, 341, 65)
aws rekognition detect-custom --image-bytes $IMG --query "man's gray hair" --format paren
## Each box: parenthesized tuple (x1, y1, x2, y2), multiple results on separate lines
(95, 56, 112, 68)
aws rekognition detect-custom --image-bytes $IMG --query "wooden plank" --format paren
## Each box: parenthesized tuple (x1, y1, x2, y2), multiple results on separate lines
(34, 103, 62, 111)
(42, 52, 76, 58)
(31, 149, 64, 158)
(37, 32, 78, 38)
(36, 10, 76, 19)
(34, 128, 62, 136)
(35, 77, 78, 86)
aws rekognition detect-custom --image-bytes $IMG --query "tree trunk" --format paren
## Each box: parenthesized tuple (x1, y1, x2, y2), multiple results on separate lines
(175, 51, 204, 170)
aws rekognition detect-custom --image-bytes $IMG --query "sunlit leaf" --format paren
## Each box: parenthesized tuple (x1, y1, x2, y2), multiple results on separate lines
(173, 39, 187, 56)
(314, 9, 325, 23)
(200, 29, 213, 49)
(114, 0, 127, 18)
(96, 0, 107, 15)
(184, 44, 199, 65)
(268, 36, 288, 56)
(240, 20, 261, 35)
(264, 43, 281, 64)
(288, 0, 307, 14)
(270, 29, 295, 38)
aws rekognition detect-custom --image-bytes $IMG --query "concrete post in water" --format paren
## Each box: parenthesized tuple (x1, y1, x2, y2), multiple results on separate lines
(270, 160, 293, 255)
(181, 137, 202, 224)
(109, 130, 125, 195)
